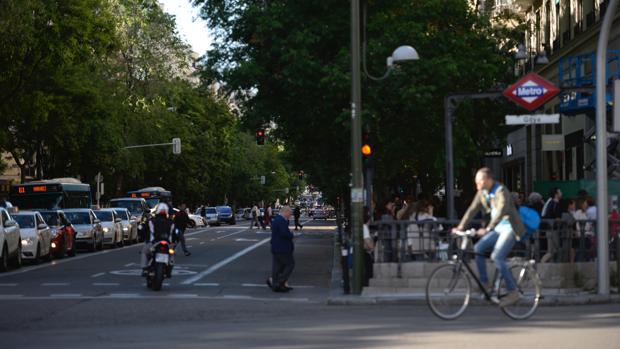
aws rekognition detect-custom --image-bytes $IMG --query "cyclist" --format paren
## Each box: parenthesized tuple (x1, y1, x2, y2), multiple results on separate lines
(453, 167, 526, 307)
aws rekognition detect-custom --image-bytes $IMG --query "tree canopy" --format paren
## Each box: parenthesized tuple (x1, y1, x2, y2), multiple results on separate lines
(195, 0, 524, 204)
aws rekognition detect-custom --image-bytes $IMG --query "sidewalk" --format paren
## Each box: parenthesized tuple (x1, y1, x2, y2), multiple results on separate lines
(327, 238, 620, 306)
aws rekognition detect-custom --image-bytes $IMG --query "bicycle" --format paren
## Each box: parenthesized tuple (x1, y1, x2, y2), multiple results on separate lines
(426, 229, 541, 320)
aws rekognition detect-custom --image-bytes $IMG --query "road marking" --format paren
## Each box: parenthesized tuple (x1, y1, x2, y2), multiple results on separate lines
(194, 283, 219, 287)
(168, 294, 199, 298)
(124, 263, 136, 267)
(213, 228, 249, 241)
(235, 238, 259, 242)
(0, 283, 17, 287)
(200, 242, 205, 245)
(91, 273, 105, 278)
(93, 283, 119, 286)
(279, 297, 310, 302)
(108, 293, 140, 298)
(242, 283, 315, 289)
(0, 294, 318, 303)
(42, 283, 69, 286)
(223, 295, 252, 299)
(181, 238, 271, 285)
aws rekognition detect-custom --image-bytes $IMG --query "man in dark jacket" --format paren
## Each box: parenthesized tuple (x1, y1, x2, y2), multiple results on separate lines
(173, 203, 191, 256)
(267, 206, 295, 292)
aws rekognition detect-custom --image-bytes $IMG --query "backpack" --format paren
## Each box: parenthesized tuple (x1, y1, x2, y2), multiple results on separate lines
(518, 206, 540, 239)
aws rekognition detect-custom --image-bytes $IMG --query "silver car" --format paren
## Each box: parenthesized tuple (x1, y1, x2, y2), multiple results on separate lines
(113, 208, 138, 244)
(94, 209, 124, 248)
(12, 211, 52, 263)
(64, 209, 103, 252)
(195, 207, 219, 226)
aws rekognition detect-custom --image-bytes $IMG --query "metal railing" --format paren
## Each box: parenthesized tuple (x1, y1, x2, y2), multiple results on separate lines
(369, 218, 620, 265)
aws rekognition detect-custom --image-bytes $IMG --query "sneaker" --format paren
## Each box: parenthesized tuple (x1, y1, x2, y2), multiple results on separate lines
(499, 290, 521, 307)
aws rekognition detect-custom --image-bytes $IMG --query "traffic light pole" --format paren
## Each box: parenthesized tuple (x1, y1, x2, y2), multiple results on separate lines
(350, 0, 364, 294)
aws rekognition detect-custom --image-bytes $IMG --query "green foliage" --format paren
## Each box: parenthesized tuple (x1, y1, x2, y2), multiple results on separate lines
(0, 0, 294, 208)
(195, 0, 525, 203)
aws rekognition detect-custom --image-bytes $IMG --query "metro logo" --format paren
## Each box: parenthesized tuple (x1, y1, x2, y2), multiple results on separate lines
(516, 86, 544, 97)
(503, 73, 560, 112)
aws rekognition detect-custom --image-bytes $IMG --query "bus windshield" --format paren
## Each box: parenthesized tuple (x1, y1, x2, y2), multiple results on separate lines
(110, 200, 144, 215)
(11, 194, 63, 210)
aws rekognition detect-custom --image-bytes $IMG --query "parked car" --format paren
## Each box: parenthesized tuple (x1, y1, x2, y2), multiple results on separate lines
(94, 209, 124, 248)
(110, 197, 149, 220)
(188, 212, 206, 228)
(39, 210, 77, 258)
(216, 206, 236, 225)
(0, 207, 22, 271)
(195, 207, 219, 226)
(113, 208, 138, 244)
(12, 211, 52, 263)
(235, 208, 251, 221)
(64, 209, 104, 252)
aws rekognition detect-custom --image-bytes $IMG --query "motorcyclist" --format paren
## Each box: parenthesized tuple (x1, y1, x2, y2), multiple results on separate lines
(141, 203, 175, 276)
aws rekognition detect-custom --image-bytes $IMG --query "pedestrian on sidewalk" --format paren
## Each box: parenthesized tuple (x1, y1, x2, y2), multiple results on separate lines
(363, 210, 375, 287)
(266, 206, 295, 292)
(541, 188, 564, 263)
(294, 205, 303, 230)
(173, 203, 191, 256)
(251, 204, 261, 229)
(265, 202, 273, 228)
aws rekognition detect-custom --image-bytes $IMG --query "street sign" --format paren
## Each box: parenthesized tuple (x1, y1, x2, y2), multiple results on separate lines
(505, 113, 560, 125)
(172, 138, 181, 154)
(484, 149, 503, 158)
(503, 72, 560, 111)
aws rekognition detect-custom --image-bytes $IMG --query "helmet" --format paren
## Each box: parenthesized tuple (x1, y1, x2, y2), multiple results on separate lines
(155, 203, 169, 216)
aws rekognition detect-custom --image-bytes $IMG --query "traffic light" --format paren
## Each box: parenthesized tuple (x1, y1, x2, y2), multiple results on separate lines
(256, 129, 265, 145)
(361, 131, 373, 167)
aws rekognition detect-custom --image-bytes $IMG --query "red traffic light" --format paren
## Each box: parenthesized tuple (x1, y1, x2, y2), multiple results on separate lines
(256, 128, 265, 145)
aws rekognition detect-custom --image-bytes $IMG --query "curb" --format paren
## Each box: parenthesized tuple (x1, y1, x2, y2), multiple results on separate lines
(327, 293, 620, 306)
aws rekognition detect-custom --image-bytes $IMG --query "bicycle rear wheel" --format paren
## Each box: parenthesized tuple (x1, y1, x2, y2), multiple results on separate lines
(426, 263, 471, 320)
(499, 264, 541, 320)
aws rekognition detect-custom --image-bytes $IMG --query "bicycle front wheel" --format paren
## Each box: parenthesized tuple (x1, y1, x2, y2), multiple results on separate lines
(426, 263, 471, 320)
(499, 264, 541, 320)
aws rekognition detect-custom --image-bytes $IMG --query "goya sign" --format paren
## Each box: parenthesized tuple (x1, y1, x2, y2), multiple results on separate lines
(503, 72, 560, 111)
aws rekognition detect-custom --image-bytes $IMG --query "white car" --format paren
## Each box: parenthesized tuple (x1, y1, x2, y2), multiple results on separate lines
(195, 207, 219, 226)
(64, 209, 104, 252)
(94, 209, 124, 248)
(188, 213, 206, 227)
(113, 208, 138, 244)
(13, 211, 52, 263)
(0, 207, 21, 271)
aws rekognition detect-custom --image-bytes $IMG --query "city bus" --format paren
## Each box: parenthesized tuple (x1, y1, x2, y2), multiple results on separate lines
(126, 187, 172, 208)
(9, 178, 92, 210)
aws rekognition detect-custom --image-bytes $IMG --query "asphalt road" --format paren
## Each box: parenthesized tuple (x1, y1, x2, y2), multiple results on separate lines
(1, 218, 619, 349)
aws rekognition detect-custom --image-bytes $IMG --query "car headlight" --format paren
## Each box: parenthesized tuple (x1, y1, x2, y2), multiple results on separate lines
(21, 237, 34, 246)
(103, 227, 109, 233)
(123, 227, 129, 231)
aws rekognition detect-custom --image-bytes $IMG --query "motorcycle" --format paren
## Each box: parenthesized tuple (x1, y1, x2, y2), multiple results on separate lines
(145, 239, 174, 291)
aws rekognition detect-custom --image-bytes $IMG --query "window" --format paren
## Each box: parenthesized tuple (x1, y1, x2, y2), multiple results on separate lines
(1, 210, 9, 225)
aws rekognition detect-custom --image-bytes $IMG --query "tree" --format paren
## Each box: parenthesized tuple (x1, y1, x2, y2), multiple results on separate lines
(195, 0, 524, 204)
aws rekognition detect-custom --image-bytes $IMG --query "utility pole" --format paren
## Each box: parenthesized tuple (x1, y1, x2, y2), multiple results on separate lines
(350, 0, 364, 294)
(594, 0, 618, 296)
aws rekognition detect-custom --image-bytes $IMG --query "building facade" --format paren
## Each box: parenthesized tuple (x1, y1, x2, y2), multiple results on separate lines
(496, 0, 620, 196)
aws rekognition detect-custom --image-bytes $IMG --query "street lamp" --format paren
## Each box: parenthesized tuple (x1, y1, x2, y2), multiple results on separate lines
(350, 1, 418, 294)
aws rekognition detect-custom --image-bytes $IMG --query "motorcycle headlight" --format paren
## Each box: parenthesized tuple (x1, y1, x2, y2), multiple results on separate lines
(103, 227, 109, 233)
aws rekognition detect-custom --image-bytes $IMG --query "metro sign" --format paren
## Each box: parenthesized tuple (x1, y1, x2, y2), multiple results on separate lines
(503, 72, 560, 111)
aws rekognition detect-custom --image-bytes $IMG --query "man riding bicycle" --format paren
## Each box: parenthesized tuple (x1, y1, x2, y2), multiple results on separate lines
(453, 167, 526, 307)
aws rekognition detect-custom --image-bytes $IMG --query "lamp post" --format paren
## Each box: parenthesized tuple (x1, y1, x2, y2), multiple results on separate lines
(350, 0, 418, 294)
(514, 43, 549, 195)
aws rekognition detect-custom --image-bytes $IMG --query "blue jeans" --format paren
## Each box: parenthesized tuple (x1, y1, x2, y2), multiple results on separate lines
(474, 229, 517, 291)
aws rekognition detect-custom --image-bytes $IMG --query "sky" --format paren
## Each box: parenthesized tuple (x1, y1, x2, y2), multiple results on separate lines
(159, 0, 212, 56)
